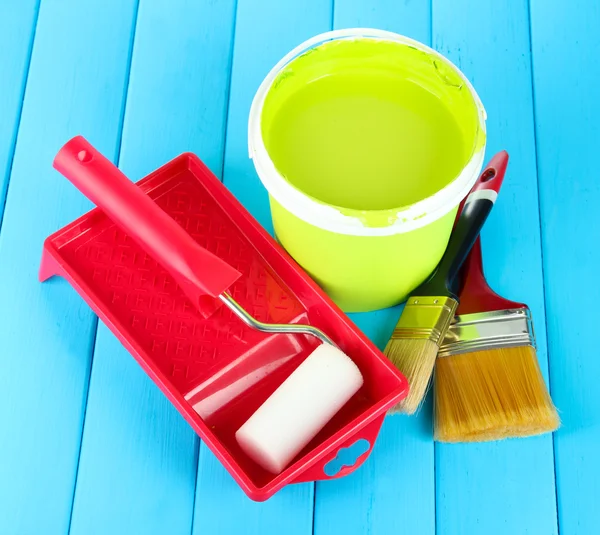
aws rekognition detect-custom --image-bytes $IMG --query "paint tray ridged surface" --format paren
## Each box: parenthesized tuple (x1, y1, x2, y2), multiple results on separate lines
(39, 150, 409, 501)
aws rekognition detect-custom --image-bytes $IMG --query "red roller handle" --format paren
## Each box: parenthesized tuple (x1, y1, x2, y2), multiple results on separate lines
(53, 136, 241, 317)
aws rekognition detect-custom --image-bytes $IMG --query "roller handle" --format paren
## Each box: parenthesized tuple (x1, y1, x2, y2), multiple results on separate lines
(53, 136, 241, 317)
(419, 151, 508, 298)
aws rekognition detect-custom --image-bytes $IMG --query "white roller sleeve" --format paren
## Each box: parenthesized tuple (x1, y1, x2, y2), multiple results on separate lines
(235, 343, 364, 474)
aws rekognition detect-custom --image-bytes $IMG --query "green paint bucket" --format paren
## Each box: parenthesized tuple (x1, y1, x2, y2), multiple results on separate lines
(249, 29, 486, 312)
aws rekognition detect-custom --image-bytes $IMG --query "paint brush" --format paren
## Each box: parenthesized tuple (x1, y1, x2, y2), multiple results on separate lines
(434, 234, 560, 442)
(385, 152, 506, 414)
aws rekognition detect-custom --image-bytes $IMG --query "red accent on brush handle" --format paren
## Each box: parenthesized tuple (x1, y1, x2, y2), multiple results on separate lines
(54, 136, 242, 317)
(469, 150, 508, 195)
(455, 151, 509, 221)
(456, 237, 525, 314)
(420, 150, 507, 297)
(454, 150, 525, 314)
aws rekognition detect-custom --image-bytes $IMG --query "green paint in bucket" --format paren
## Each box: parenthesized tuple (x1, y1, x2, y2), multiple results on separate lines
(249, 29, 486, 312)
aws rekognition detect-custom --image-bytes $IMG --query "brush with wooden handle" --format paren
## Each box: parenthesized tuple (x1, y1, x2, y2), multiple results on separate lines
(385, 152, 506, 415)
(434, 234, 560, 442)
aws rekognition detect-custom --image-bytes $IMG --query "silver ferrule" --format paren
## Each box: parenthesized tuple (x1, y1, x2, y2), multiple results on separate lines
(438, 308, 536, 357)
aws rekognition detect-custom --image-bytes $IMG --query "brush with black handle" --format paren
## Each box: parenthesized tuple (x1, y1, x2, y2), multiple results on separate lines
(385, 152, 507, 415)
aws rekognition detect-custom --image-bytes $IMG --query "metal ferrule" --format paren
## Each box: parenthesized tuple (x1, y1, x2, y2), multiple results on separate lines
(438, 307, 536, 357)
(390, 296, 458, 346)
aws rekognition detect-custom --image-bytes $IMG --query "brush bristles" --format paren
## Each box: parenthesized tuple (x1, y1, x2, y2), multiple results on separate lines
(434, 345, 560, 442)
(385, 338, 438, 415)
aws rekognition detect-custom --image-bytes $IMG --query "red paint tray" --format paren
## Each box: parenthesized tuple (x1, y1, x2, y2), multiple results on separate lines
(40, 136, 408, 501)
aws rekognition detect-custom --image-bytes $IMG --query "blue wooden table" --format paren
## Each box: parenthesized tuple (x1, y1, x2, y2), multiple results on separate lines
(0, 0, 597, 533)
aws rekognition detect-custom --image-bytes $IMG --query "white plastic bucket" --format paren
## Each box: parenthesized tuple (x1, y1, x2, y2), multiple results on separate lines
(249, 29, 487, 312)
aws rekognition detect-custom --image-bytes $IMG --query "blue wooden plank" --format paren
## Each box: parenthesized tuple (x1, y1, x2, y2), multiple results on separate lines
(0, 0, 38, 222)
(192, 0, 331, 532)
(334, 0, 427, 33)
(529, 1, 600, 533)
(193, 449, 314, 534)
(433, 0, 558, 533)
(313, 3, 435, 534)
(68, 1, 237, 533)
(0, 0, 137, 533)
(216, 0, 332, 231)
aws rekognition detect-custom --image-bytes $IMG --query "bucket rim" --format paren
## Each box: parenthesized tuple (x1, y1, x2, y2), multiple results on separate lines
(248, 28, 487, 237)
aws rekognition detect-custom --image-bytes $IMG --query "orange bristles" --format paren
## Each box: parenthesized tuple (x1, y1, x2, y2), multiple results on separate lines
(434, 345, 559, 442)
